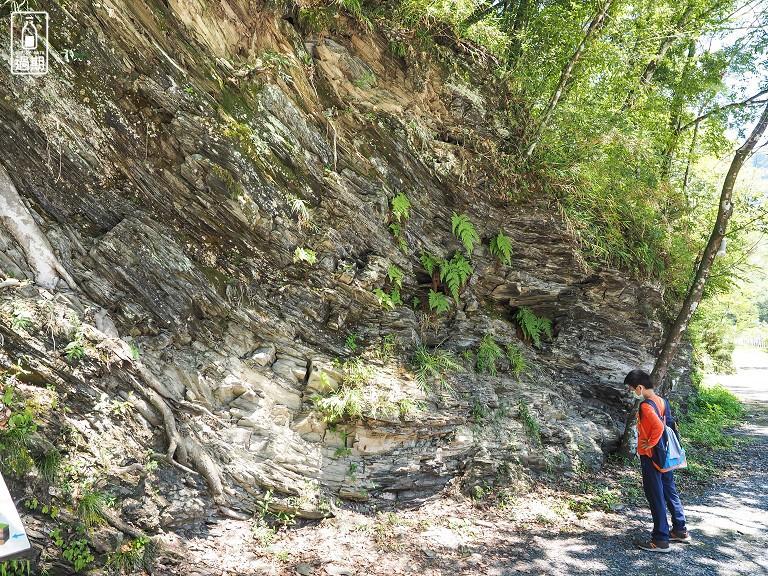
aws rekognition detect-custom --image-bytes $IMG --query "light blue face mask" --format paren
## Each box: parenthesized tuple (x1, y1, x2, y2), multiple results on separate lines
(632, 388, 644, 400)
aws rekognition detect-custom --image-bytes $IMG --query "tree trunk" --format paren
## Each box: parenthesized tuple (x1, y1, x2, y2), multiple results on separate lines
(524, 0, 614, 158)
(653, 100, 768, 393)
(618, 101, 768, 459)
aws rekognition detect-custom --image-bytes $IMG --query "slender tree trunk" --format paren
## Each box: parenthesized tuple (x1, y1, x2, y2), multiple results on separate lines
(524, 0, 614, 158)
(618, 101, 768, 459)
(652, 101, 768, 393)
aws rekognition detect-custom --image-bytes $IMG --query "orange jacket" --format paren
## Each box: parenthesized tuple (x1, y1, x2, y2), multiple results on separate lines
(636, 396, 666, 458)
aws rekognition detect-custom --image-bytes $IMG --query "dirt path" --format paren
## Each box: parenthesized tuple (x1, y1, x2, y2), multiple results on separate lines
(489, 347, 768, 576)
(177, 349, 768, 575)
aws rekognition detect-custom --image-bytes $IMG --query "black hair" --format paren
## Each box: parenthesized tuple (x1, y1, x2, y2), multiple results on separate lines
(624, 369, 654, 389)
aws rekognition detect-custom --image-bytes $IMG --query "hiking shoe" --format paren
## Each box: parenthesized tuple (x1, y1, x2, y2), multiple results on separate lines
(637, 540, 671, 553)
(670, 530, 692, 543)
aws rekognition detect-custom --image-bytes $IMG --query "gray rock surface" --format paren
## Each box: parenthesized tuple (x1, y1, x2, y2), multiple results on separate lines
(0, 3, 694, 573)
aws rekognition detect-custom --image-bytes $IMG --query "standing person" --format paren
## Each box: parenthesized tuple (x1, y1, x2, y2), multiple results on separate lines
(624, 369, 692, 552)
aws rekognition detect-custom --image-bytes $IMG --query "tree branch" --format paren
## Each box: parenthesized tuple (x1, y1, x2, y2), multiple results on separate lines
(678, 89, 768, 132)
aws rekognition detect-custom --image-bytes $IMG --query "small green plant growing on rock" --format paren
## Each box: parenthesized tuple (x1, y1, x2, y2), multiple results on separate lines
(515, 308, 552, 347)
(287, 194, 312, 229)
(0, 558, 30, 576)
(10, 305, 33, 330)
(440, 252, 472, 304)
(51, 526, 94, 574)
(391, 193, 411, 223)
(389, 193, 411, 254)
(344, 332, 359, 352)
(373, 288, 401, 310)
(428, 289, 450, 315)
(475, 334, 503, 376)
(376, 334, 402, 361)
(293, 246, 317, 265)
(0, 384, 37, 476)
(106, 536, 152, 575)
(451, 213, 480, 256)
(505, 343, 529, 379)
(518, 401, 542, 446)
(412, 345, 463, 393)
(490, 231, 513, 266)
(64, 339, 85, 361)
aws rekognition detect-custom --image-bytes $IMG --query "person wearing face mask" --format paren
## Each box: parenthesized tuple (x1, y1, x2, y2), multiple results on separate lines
(624, 369, 691, 552)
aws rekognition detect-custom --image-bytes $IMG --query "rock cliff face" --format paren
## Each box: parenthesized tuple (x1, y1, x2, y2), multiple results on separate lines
(0, 2, 689, 572)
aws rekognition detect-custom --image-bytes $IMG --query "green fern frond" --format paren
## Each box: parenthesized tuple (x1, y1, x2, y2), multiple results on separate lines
(490, 231, 513, 266)
(439, 252, 473, 304)
(515, 308, 552, 347)
(391, 192, 411, 223)
(373, 289, 396, 310)
(476, 334, 503, 376)
(420, 251, 439, 277)
(451, 213, 480, 256)
(387, 264, 404, 289)
(428, 290, 450, 315)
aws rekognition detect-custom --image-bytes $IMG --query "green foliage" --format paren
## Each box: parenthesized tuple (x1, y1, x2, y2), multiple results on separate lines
(10, 305, 33, 330)
(388, 223, 409, 254)
(505, 343, 529, 378)
(344, 332, 359, 352)
(387, 264, 404, 290)
(0, 559, 30, 576)
(439, 252, 472, 304)
(312, 358, 414, 423)
(420, 250, 439, 278)
(64, 339, 85, 361)
(678, 384, 743, 449)
(32, 447, 62, 483)
(412, 345, 464, 393)
(518, 401, 542, 446)
(0, 385, 37, 477)
(475, 334, 504, 376)
(293, 246, 317, 265)
(52, 527, 94, 574)
(77, 488, 108, 527)
(489, 231, 513, 266)
(451, 213, 480, 256)
(515, 308, 552, 347)
(391, 193, 411, 223)
(373, 288, 401, 310)
(106, 536, 152, 575)
(353, 70, 377, 89)
(428, 289, 450, 315)
(376, 334, 402, 361)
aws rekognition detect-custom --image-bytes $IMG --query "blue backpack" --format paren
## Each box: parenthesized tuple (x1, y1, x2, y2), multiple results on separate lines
(642, 399, 687, 472)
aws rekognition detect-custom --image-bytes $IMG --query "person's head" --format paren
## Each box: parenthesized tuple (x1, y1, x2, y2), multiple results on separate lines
(624, 369, 654, 399)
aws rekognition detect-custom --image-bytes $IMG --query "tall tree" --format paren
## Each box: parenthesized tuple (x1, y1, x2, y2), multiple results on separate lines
(652, 100, 768, 391)
(524, 0, 615, 158)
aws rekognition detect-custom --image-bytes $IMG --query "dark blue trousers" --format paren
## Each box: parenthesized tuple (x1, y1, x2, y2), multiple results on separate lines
(640, 455, 687, 541)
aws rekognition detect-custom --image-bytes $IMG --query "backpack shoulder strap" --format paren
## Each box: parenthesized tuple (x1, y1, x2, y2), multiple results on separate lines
(640, 398, 664, 423)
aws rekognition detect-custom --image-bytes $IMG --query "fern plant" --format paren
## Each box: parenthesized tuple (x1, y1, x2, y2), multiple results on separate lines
(505, 343, 529, 378)
(476, 334, 504, 376)
(391, 193, 411, 223)
(439, 252, 472, 304)
(515, 308, 553, 347)
(428, 289, 450, 315)
(387, 264, 404, 289)
(451, 213, 480, 256)
(412, 345, 464, 393)
(420, 250, 439, 280)
(490, 231, 513, 266)
(373, 288, 397, 310)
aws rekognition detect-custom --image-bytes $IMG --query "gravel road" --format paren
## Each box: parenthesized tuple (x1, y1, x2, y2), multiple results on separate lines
(500, 347, 768, 576)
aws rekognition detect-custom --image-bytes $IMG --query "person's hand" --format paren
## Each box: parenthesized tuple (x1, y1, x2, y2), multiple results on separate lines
(640, 439, 652, 450)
